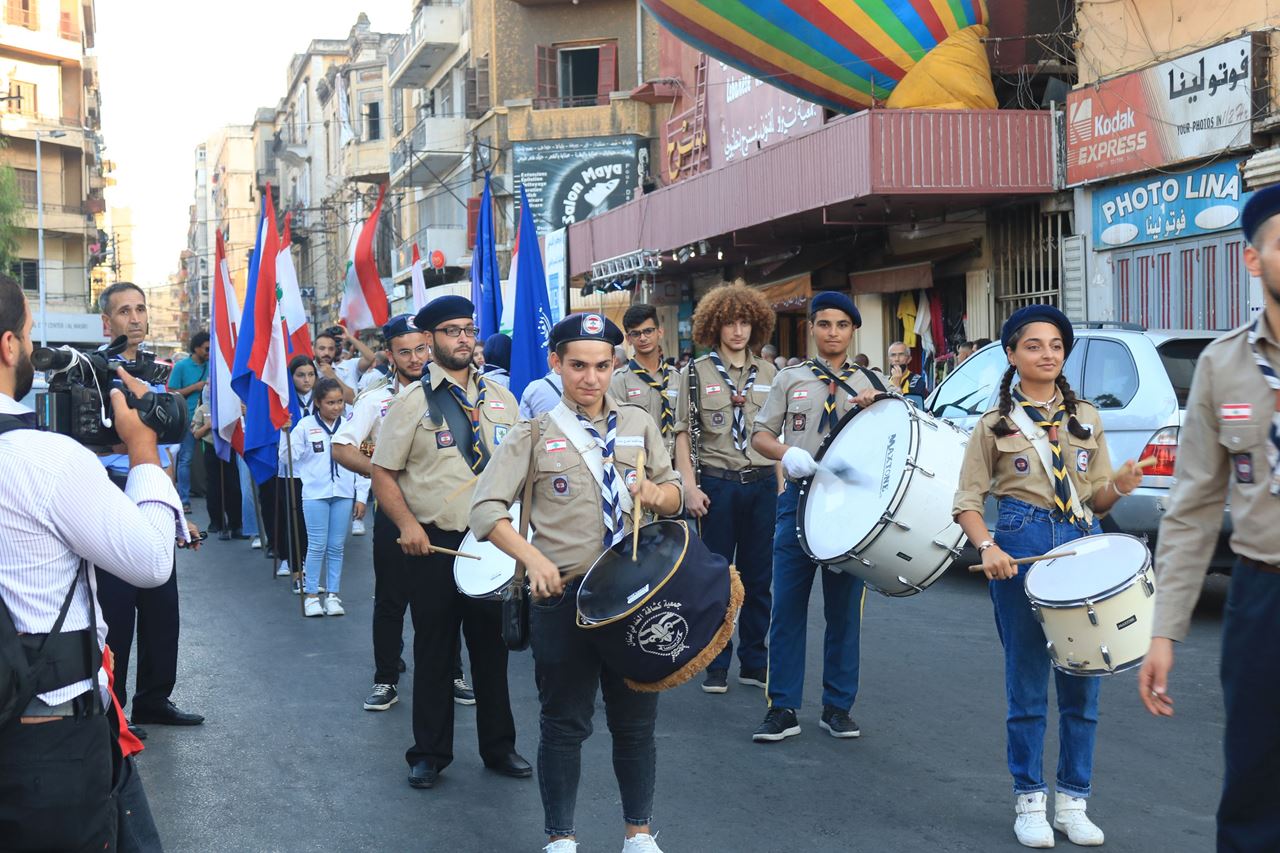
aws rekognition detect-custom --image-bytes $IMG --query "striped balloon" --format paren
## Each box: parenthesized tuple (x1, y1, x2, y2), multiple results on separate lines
(643, 0, 988, 113)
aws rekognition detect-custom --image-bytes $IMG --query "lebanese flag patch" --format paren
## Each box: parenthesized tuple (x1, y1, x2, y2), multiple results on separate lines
(545, 439, 568, 452)
(627, 388, 645, 398)
(1221, 404, 1252, 421)
(791, 390, 809, 400)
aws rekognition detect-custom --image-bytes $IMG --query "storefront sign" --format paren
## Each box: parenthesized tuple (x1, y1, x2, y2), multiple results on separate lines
(1066, 36, 1255, 185)
(32, 312, 106, 345)
(543, 228, 567, 325)
(708, 60, 823, 170)
(513, 136, 647, 234)
(1092, 158, 1253, 249)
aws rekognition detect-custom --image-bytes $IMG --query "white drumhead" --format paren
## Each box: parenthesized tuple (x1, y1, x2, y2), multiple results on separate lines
(803, 398, 912, 561)
(1024, 534, 1149, 604)
(455, 503, 526, 598)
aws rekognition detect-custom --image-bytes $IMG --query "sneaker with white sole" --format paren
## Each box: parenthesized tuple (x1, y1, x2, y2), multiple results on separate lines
(250, 536, 262, 549)
(702, 668, 728, 693)
(621, 832, 663, 853)
(276, 560, 290, 577)
(819, 705, 861, 738)
(752, 707, 801, 742)
(324, 595, 345, 616)
(1054, 792, 1103, 846)
(303, 596, 324, 617)
(453, 677, 476, 705)
(364, 683, 398, 711)
(544, 841, 578, 853)
(1014, 792, 1055, 848)
(352, 519, 366, 535)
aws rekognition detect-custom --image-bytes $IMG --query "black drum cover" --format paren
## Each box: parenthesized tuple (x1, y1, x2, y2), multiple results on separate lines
(577, 520, 743, 692)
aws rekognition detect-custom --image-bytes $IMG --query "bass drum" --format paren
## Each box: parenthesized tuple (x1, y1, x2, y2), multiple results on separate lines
(797, 396, 968, 596)
(454, 502, 532, 600)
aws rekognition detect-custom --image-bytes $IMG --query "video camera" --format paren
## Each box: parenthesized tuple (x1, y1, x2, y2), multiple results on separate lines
(30, 336, 188, 448)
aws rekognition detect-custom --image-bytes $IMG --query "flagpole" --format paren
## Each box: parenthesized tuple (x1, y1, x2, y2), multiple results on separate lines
(283, 426, 308, 617)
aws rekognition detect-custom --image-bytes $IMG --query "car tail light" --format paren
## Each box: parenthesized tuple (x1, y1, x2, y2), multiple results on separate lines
(1138, 427, 1179, 477)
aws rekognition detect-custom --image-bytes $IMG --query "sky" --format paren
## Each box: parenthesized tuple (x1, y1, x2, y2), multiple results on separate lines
(96, 1, 410, 287)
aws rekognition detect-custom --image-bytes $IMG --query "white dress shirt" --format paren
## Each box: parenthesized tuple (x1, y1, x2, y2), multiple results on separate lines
(519, 371, 563, 419)
(0, 393, 181, 705)
(286, 412, 367, 502)
(333, 375, 402, 451)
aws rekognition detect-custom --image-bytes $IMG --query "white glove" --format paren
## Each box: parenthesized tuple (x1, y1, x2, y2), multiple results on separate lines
(782, 446, 819, 479)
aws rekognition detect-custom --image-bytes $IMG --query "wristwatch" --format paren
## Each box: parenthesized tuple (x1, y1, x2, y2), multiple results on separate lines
(977, 539, 996, 552)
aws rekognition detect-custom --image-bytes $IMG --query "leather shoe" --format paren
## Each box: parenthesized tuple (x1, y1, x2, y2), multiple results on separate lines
(217, 530, 231, 541)
(408, 761, 439, 789)
(127, 722, 148, 740)
(484, 752, 533, 778)
(130, 700, 205, 726)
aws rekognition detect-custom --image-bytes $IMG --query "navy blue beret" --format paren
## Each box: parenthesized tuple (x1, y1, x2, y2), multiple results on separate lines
(414, 296, 474, 333)
(381, 313, 419, 342)
(1001, 304, 1074, 355)
(810, 291, 861, 325)
(1242, 184, 1280, 244)
(550, 313, 623, 349)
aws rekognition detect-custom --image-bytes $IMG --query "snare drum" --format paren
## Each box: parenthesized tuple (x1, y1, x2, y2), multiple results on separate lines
(454, 503, 530, 600)
(1024, 533, 1156, 676)
(797, 396, 968, 596)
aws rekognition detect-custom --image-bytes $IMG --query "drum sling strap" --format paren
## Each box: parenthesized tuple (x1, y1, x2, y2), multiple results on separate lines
(503, 418, 540, 652)
(423, 375, 491, 472)
(1007, 404, 1091, 526)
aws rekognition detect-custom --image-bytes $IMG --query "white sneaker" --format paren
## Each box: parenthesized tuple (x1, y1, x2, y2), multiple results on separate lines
(303, 596, 324, 617)
(1054, 792, 1104, 846)
(324, 595, 345, 617)
(250, 536, 262, 549)
(544, 841, 578, 853)
(1015, 792, 1055, 848)
(276, 560, 290, 577)
(352, 519, 365, 535)
(622, 833, 664, 853)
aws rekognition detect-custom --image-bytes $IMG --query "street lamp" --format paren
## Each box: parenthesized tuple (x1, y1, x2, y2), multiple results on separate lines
(35, 129, 67, 347)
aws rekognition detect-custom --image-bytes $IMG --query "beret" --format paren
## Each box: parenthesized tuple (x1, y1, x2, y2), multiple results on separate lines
(381, 313, 419, 342)
(1001, 304, 1074, 355)
(484, 333, 512, 371)
(414, 295, 474, 333)
(810, 291, 861, 325)
(1241, 184, 1280, 244)
(549, 312, 623, 349)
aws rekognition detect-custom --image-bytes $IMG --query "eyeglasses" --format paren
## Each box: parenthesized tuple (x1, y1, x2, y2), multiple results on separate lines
(394, 344, 430, 358)
(434, 326, 479, 339)
(626, 327, 659, 339)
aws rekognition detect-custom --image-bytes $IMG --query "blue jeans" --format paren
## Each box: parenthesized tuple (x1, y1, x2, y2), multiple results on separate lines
(991, 497, 1102, 797)
(236, 456, 258, 537)
(176, 432, 195, 504)
(766, 482, 864, 712)
(698, 475, 776, 672)
(531, 578, 658, 838)
(302, 497, 353, 595)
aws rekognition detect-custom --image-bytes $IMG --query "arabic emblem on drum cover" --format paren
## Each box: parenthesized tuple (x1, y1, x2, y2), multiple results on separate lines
(627, 601, 690, 660)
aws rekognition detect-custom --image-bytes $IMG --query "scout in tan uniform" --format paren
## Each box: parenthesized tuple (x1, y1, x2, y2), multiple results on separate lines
(673, 281, 778, 694)
(610, 303, 678, 458)
(1139, 187, 1280, 852)
(370, 295, 529, 791)
(748, 291, 883, 742)
(470, 313, 682, 853)
(953, 305, 1143, 849)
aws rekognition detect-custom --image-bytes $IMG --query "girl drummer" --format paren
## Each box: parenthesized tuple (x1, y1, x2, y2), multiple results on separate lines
(952, 305, 1143, 849)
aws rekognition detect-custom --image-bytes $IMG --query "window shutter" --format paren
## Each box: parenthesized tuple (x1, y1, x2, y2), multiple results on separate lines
(535, 45, 558, 106)
(476, 57, 491, 114)
(596, 42, 618, 105)
(465, 67, 479, 119)
(467, 196, 482, 249)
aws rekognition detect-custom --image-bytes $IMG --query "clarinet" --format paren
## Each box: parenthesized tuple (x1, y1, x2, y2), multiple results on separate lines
(687, 360, 702, 487)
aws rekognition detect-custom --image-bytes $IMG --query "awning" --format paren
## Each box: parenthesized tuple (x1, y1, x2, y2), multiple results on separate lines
(758, 274, 811, 311)
(850, 262, 933, 295)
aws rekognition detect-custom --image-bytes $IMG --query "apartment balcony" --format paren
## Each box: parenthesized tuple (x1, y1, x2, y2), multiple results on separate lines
(393, 226, 468, 277)
(341, 138, 390, 184)
(390, 115, 469, 187)
(21, 202, 94, 236)
(388, 1, 465, 90)
(0, 117, 89, 150)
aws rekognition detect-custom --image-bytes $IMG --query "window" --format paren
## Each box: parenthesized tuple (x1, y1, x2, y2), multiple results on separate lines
(1157, 338, 1212, 407)
(58, 0, 77, 40)
(535, 43, 618, 109)
(1081, 338, 1139, 410)
(929, 343, 1009, 419)
(6, 0, 37, 29)
(9, 260, 37, 291)
(365, 100, 381, 141)
(391, 93, 404, 136)
(5, 81, 35, 115)
(13, 168, 36, 205)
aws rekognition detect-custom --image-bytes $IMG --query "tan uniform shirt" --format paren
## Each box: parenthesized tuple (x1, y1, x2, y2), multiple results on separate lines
(610, 360, 679, 456)
(191, 402, 214, 447)
(470, 395, 683, 582)
(1154, 318, 1280, 641)
(673, 352, 776, 471)
(753, 360, 890, 461)
(952, 388, 1115, 525)
(371, 362, 519, 532)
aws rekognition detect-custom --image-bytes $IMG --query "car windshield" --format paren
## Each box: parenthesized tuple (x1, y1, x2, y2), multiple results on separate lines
(1157, 338, 1212, 407)
(929, 344, 1008, 418)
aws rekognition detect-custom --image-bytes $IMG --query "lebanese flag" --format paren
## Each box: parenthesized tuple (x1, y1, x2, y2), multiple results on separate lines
(410, 243, 429, 311)
(276, 212, 313, 357)
(246, 188, 291, 428)
(209, 230, 244, 460)
(339, 184, 389, 331)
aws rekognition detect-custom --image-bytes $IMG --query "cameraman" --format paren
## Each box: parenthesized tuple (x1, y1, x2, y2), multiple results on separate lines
(0, 276, 183, 849)
(96, 281, 204, 732)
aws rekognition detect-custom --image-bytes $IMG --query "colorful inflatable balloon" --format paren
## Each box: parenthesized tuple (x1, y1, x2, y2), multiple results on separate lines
(642, 0, 997, 113)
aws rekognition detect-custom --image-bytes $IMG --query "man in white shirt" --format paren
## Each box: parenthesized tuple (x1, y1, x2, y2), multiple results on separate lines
(0, 277, 184, 850)
(518, 352, 563, 419)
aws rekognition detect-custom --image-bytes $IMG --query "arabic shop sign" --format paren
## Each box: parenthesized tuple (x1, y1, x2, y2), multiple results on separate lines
(707, 60, 823, 170)
(1066, 36, 1256, 185)
(1092, 158, 1253, 249)
(513, 135, 647, 235)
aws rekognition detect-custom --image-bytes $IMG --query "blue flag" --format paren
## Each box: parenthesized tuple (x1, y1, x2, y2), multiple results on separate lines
(230, 203, 284, 485)
(471, 173, 503, 340)
(508, 184, 552, 401)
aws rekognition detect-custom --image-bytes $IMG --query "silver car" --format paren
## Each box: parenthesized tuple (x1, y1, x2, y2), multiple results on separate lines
(925, 325, 1233, 569)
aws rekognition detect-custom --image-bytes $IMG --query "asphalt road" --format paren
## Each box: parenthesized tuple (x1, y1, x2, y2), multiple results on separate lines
(134, 520, 1227, 852)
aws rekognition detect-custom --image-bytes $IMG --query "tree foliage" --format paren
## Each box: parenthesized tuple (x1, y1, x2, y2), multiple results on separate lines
(0, 143, 23, 275)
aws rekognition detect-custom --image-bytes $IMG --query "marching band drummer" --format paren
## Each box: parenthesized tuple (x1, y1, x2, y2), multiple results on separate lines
(470, 313, 683, 853)
(952, 304, 1143, 849)
(748, 292, 883, 743)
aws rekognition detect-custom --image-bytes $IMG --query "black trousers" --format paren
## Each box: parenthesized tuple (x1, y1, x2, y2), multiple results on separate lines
(96, 564, 179, 713)
(405, 526, 515, 770)
(202, 444, 242, 532)
(260, 476, 307, 565)
(0, 710, 116, 851)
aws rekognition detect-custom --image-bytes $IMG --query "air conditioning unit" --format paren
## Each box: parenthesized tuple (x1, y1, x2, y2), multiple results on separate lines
(489, 173, 513, 197)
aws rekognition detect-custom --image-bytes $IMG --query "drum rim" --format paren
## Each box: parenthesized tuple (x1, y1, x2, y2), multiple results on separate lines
(575, 520, 691, 630)
(1025, 533, 1153, 607)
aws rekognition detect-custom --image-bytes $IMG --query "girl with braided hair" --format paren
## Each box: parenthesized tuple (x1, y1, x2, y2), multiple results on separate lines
(952, 305, 1144, 849)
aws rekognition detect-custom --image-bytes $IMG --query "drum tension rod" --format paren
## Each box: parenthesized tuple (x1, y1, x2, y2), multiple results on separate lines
(905, 459, 935, 478)
(1030, 603, 1044, 624)
(880, 512, 911, 531)
(895, 575, 925, 593)
(1100, 644, 1113, 670)
(931, 539, 963, 557)
(1086, 600, 1098, 626)
(1045, 641, 1058, 662)
(1141, 574, 1155, 597)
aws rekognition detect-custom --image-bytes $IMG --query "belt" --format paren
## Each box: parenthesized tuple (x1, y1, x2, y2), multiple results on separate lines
(22, 691, 96, 718)
(700, 465, 774, 484)
(1238, 556, 1280, 575)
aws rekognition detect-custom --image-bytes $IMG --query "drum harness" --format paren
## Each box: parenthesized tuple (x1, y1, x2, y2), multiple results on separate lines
(1006, 404, 1091, 528)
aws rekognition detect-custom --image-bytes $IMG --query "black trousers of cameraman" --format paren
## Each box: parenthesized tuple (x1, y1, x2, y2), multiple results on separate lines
(203, 443, 242, 532)
(96, 566, 179, 714)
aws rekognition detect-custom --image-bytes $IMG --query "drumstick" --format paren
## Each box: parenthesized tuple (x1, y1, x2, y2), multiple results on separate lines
(444, 475, 480, 504)
(1135, 457, 1158, 470)
(968, 550, 1078, 572)
(394, 539, 481, 560)
(632, 448, 646, 562)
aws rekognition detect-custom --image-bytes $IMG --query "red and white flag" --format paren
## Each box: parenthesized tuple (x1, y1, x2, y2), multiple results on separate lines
(276, 212, 313, 357)
(339, 184, 389, 331)
(246, 189, 291, 428)
(209, 230, 244, 460)
(410, 243, 429, 312)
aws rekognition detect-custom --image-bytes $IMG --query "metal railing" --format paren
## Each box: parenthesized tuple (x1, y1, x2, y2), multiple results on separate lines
(388, 0, 464, 76)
